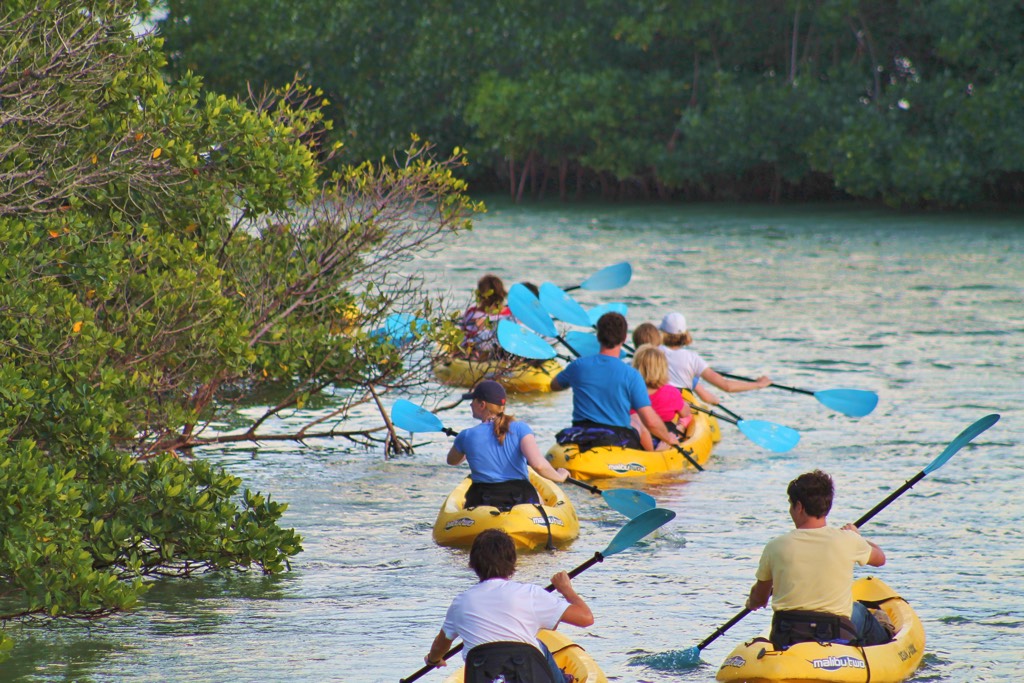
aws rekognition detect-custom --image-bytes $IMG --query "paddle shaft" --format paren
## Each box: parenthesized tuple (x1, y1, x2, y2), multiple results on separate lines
(399, 551, 607, 682)
(565, 477, 601, 495)
(719, 371, 814, 397)
(675, 445, 704, 472)
(687, 402, 739, 425)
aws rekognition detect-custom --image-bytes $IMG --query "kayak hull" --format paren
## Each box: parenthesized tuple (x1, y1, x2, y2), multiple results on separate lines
(432, 469, 579, 550)
(433, 356, 562, 393)
(443, 629, 607, 683)
(545, 398, 716, 480)
(715, 577, 925, 683)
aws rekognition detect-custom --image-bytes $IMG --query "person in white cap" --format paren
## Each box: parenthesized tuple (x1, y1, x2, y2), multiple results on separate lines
(658, 311, 771, 406)
(447, 380, 569, 508)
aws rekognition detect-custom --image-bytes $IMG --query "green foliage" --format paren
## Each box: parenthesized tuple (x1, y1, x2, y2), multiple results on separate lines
(0, 0, 478, 638)
(156, 0, 1024, 207)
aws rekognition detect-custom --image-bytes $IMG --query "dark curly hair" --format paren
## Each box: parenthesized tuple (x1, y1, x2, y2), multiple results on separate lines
(787, 469, 834, 518)
(469, 529, 517, 580)
(596, 312, 628, 349)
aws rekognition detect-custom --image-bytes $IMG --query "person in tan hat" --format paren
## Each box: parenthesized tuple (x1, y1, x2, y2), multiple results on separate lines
(447, 380, 569, 508)
(658, 311, 771, 406)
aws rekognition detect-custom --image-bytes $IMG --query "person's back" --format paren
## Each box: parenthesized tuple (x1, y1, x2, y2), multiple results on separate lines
(557, 353, 648, 427)
(424, 529, 594, 681)
(758, 526, 869, 617)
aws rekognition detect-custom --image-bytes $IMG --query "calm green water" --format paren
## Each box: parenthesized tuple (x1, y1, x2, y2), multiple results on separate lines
(5, 201, 1022, 683)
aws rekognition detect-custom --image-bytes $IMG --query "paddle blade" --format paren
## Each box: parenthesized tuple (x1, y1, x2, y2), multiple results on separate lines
(391, 400, 445, 434)
(578, 262, 632, 291)
(737, 419, 801, 453)
(507, 283, 558, 338)
(602, 489, 657, 519)
(539, 283, 594, 327)
(564, 330, 601, 356)
(496, 319, 557, 360)
(814, 388, 878, 418)
(629, 646, 702, 670)
(587, 302, 629, 326)
(603, 507, 675, 557)
(924, 413, 1000, 474)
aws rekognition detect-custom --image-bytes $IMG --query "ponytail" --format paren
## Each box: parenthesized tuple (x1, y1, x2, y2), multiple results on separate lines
(480, 401, 514, 444)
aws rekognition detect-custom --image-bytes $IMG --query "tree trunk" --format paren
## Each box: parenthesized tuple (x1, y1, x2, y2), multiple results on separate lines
(559, 157, 568, 200)
(516, 151, 533, 203)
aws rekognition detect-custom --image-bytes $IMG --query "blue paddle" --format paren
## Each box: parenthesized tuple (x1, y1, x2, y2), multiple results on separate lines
(719, 372, 879, 418)
(506, 285, 582, 356)
(495, 319, 562, 361)
(587, 302, 628, 326)
(564, 330, 601, 356)
(402, 506, 676, 683)
(687, 402, 800, 453)
(370, 313, 430, 344)
(389, 399, 658, 520)
(562, 261, 633, 292)
(539, 282, 594, 328)
(634, 413, 1000, 670)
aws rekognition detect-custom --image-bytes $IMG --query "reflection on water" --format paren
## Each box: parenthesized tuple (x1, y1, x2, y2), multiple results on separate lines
(5, 199, 1022, 682)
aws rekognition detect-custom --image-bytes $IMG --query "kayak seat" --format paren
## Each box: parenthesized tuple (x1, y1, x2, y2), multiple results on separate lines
(464, 641, 557, 683)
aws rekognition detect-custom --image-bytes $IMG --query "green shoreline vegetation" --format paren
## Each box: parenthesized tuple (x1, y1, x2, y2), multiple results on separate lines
(156, 0, 1024, 208)
(0, 0, 479, 651)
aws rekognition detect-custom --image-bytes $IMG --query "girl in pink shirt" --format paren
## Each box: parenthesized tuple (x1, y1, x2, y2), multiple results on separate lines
(629, 344, 693, 450)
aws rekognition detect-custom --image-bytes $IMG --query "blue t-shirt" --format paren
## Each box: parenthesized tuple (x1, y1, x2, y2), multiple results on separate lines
(555, 354, 651, 427)
(453, 420, 534, 484)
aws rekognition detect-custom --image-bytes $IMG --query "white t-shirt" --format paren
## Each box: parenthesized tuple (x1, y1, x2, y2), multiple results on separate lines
(442, 578, 570, 659)
(661, 345, 708, 390)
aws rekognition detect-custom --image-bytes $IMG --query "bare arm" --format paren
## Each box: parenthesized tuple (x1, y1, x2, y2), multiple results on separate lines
(746, 579, 773, 610)
(637, 406, 678, 446)
(521, 433, 568, 482)
(446, 445, 465, 466)
(551, 571, 594, 627)
(550, 376, 566, 392)
(425, 628, 453, 667)
(842, 524, 886, 567)
(694, 381, 721, 406)
(702, 368, 771, 394)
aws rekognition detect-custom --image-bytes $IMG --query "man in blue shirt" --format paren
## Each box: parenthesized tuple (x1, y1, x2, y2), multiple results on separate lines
(551, 312, 678, 449)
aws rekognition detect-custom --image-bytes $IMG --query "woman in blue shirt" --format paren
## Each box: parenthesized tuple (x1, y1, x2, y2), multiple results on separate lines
(447, 380, 569, 508)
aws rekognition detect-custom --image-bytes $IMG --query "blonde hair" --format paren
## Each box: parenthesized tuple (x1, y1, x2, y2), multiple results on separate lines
(661, 330, 693, 348)
(479, 401, 514, 444)
(632, 322, 662, 348)
(632, 344, 669, 390)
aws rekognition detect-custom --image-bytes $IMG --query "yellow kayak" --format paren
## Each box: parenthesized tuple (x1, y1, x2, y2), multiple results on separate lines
(433, 356, 562, 393)
(545, 405, 717, 480)
(433, 469, 579, 550)
(716, 577, 924, 683)
(444, 629, 607, 683)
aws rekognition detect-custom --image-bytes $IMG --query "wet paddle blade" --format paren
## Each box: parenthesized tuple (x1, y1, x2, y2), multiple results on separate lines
(539, 283, 594, 327)
(602, 489, 657, 519)
(564, 330, 601, 356)
(496, 319, 558, 360)
(587, 302, 629, 326)
(578, 262, 632, 291)
(507, 283, 558, 337)
(391, 400, 445, 433)
(924, 413, 1000, 474)
(737, 419, 801, 452)
(603, 507, 675, 557)
(815, 388, 878, 417)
